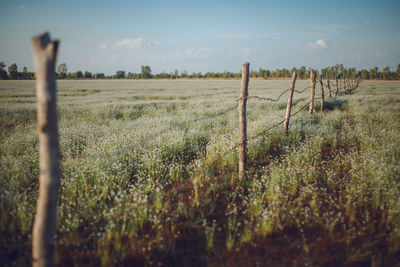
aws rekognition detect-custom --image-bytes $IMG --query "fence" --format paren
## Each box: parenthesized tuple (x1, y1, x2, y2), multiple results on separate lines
(30, 32, 360, 265)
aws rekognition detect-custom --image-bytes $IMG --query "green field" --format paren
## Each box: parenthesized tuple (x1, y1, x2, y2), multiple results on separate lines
(1, 80, 399, 266)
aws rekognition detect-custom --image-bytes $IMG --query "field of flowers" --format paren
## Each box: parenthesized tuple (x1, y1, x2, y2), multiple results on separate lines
(1, 79, 399, 266)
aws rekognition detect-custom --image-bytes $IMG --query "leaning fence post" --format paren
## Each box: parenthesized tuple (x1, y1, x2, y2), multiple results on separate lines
(319, 75, 324, 112)
(283, 72, 297, 136)
(31, 32, 61, 267)
(308, 69, 316, 117)
(327, 73, 332, 97)
(356, 77, 360, 88)
(238, 62, 249, 180)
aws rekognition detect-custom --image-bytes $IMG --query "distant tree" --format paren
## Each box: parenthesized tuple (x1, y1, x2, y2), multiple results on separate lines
(0, 62, 8, 79)
(370, 66, 378, 80)
(21, 66, 28, 79)
(174, 69, 179, 79)
(94, 73, 105, 79)
(83, 71, 92, 79)
(126, 72, 134, 79)
(299, 66, 306, 79)
(360, 69, 369, 80)
(181, 70, 188, 78)
(57, 63, 67, 79)
(383, 66, 391, 80)
(349, 67, 357, 79)
(8, 63, 18, 79)
(397, 63, 400, 80)
(281, 68, 289, 78)
(115, 70, 125, 79)
(141, 65, 152, 79)
(72, 70, 83, 79)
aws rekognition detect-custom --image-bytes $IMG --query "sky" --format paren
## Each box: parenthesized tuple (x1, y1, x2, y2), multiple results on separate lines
(0, 0, 399, 75)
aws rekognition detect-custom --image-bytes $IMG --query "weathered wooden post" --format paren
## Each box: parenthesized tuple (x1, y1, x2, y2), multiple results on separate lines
(319, 75, 324, 112)
(238, 62, 249, 180)
(343, 78, 347, 91)
(31, 32, 61, 267)
(356, 77, 360, 88)
(335, 77, 339, 96)
(308, 69, 316, 117)
(327, 73, 332, 97)
(283, 72, 297, 136)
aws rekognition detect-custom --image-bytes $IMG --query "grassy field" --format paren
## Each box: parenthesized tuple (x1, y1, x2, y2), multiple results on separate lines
(1, 80, 399, 266)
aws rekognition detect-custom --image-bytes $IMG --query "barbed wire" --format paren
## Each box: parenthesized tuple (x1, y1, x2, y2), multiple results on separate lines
(207, 95, 325, 164)
(70, 83, 327, 161)
(237, 87, 292, 102)
(236, 84, 312, 103)
(294, 85, 311, 94)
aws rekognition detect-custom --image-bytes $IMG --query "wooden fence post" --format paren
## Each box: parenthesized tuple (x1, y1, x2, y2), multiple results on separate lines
(31, 32, 61, 267)
(319, 76, 324, 112)
(308, 69, 316, 117)
(238, 62, 249, 180)
(356, 77, 360, 88)
(343, 78, 347, 91)
(327, 73, 332, 97)
(283, 72, 297, 136)
(335, 77, 339, 96)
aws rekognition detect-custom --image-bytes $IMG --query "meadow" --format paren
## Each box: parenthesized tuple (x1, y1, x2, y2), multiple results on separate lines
(1, 79, 399, 266)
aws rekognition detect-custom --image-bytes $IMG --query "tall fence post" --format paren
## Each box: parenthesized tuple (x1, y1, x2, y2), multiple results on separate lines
(327, 73, 332, 97)
(283, 72, 297, 136)
(238, 62, 249, 180)
(335, 77, 339, 96)
(319, 75, 324, 112)
(31, 32, 61, 267)
(356, 77, 360, 88)
(308, 69, 316, 117)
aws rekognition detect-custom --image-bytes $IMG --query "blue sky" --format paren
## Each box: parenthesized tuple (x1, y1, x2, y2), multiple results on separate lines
(0, 0, 399, 75)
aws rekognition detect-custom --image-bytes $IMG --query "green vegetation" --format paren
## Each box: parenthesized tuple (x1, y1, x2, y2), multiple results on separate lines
(0, 80, 399, 265)
(1, 61, 400, 80)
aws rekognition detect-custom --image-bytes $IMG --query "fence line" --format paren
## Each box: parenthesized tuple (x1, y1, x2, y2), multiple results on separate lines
(62, 67, 359, 167)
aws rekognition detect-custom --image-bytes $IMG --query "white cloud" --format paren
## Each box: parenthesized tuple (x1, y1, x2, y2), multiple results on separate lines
(307, 38, 328, 49)
(98, 43, 108, 50)
(112, 37, 160, 50)
(114, 37, 144, 49)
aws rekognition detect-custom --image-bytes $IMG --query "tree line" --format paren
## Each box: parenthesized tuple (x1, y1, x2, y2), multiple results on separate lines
(1, 61, 400, 80)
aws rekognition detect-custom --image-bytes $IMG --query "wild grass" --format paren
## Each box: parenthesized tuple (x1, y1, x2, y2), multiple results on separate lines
(0, 80, 399, 266)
